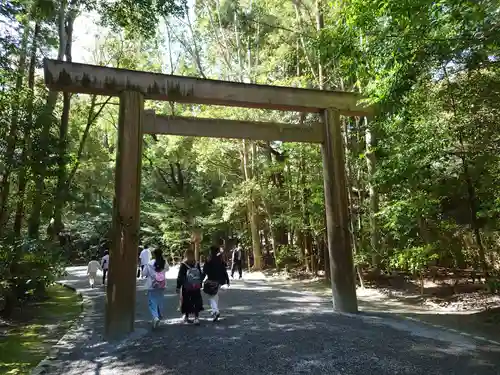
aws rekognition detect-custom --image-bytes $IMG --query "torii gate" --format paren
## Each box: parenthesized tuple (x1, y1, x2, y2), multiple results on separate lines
(43, 59, 372, 338)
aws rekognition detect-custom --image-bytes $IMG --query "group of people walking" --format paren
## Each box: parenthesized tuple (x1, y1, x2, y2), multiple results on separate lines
(88, 240, 243, 328)
(141, 244, 231, 328)
(86, 249, 109, 288)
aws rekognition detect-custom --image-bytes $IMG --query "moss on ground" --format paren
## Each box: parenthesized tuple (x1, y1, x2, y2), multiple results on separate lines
(0, 284, 82, 374)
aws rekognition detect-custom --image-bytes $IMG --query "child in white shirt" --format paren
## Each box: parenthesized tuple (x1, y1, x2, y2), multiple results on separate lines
(87, 256, 102, 288)
(139, 246, 152, 278)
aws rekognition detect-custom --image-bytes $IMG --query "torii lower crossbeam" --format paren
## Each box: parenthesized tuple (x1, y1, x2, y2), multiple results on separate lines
(143, 111, 324, 143)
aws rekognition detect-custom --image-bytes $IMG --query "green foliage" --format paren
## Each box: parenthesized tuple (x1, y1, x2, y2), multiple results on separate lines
(100, 0, 186, 38)
(0, 239, 66, 317)
(275, 244, 301, 270)
(486, 277, 500, 294)
(388, 244, 439, 275)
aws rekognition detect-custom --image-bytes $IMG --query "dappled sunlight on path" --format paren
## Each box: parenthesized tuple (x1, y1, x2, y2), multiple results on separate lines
(36, 266, 500, 375)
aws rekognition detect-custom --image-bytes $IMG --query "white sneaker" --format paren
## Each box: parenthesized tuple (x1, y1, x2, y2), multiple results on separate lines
(153, 318, 160, 328)
(193, 317, 200, 325)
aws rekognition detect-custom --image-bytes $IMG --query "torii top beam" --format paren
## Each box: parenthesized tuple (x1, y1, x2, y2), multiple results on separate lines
(43, 59, 372, 116)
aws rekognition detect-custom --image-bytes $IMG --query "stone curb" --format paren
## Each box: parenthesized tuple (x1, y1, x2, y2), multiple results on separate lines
(30, 281, 88, 375)
(401, 315, 500, 347)
(30, 277, 152, 375)
(339, 310, 500, 348)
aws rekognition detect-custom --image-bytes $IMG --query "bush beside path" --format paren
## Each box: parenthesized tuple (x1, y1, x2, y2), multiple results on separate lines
(0, 284, 81, 374)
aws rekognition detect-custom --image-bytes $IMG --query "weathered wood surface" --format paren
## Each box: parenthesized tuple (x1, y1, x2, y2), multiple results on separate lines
(105, 91, 144, 338)
(44, 59, 372, 116)
(321, 108, 358, 313)
(143, 111, 324, 143)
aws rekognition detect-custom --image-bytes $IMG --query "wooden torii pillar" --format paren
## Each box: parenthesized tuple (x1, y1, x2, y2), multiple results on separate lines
(105, 91, 144, 337)
(43, 59, 372, 338)
(321, 108, 358, 312)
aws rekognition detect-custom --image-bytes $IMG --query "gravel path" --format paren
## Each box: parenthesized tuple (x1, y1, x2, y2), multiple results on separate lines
(41, 266, 500, 375)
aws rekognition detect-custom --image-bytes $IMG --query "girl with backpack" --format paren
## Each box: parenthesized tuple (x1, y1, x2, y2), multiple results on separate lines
(202, 245, 230, 321)
(143, 247, 170, 328)
(176, 249, 203, 325)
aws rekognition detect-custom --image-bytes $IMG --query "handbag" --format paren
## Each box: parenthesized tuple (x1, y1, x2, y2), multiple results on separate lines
(203, 280, 220, 296)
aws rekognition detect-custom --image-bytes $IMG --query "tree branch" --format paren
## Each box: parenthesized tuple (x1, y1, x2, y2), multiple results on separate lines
(67, 95, 112, 187)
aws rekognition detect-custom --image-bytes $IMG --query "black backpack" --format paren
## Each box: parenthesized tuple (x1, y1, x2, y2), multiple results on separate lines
(183, 263, 202, 290)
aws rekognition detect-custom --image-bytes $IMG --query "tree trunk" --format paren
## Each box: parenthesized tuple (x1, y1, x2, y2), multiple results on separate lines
(261, 200, 277, 265)
(201, 0, 231, 76)
(461, 155, 487, 271)
(248, 200, 262, 269)
(322, 231, 331, 281)
(315, 0, 324, 88)
(191, 228, 202, 262)
(13, 22, 40, 237)
(297, 230, 307, 270)
(343, 117, 365, 287)
(307, 234, 315, 274)
(293, 0, 318, 83)
(52, 10, 76, 237)
(194, 240, 201, 262)
(365, 117, 380, 268)
(233, 8, 244, 82)
(0, 24, 29, 234)
(262, 224, 272, 266)
(316, 0, 329, 279)
(242, 140, 262, 270)
(28, 2, 69, 238)
(299, 145, 312, 272)
(183, 2, 206, 79)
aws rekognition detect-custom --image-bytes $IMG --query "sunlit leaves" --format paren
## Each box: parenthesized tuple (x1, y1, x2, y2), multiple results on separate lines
(100, 0, 186, 39)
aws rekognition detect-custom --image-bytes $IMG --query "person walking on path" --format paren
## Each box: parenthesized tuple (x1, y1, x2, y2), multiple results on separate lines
(202, 245, 230, 322)
(176, 249, 204, 325)
(137, 244, 143, 278)
(101, 250, 109, 285)
(86, 256, 102, 288)
(139, 245, 152, 278)
(231, 240, 243, 279)
(143, 247, 170, 328)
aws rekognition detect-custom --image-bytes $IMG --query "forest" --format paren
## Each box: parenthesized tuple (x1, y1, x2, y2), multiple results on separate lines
(1, 0, 500, 317)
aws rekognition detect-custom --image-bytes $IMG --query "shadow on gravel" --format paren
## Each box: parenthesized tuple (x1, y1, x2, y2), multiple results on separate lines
(68, 279, 500, 375)
(360, 298, 500, 345)
(258, 277, 500, 347)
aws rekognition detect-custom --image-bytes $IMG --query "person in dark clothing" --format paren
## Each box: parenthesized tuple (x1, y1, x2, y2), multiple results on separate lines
(231, 240, 243, 279)
(176, 249, 204, 325)
(101, 250, 109, 285)
(137, 245, 143, 278)
(203, 245, 230, 321)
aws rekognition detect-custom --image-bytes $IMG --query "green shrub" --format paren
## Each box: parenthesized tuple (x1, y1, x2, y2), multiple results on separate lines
(275, 244, 301, 270)
(0, 238, 66, 317)
(486, 270, 500, 294)
(388, 244, 439, 275)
